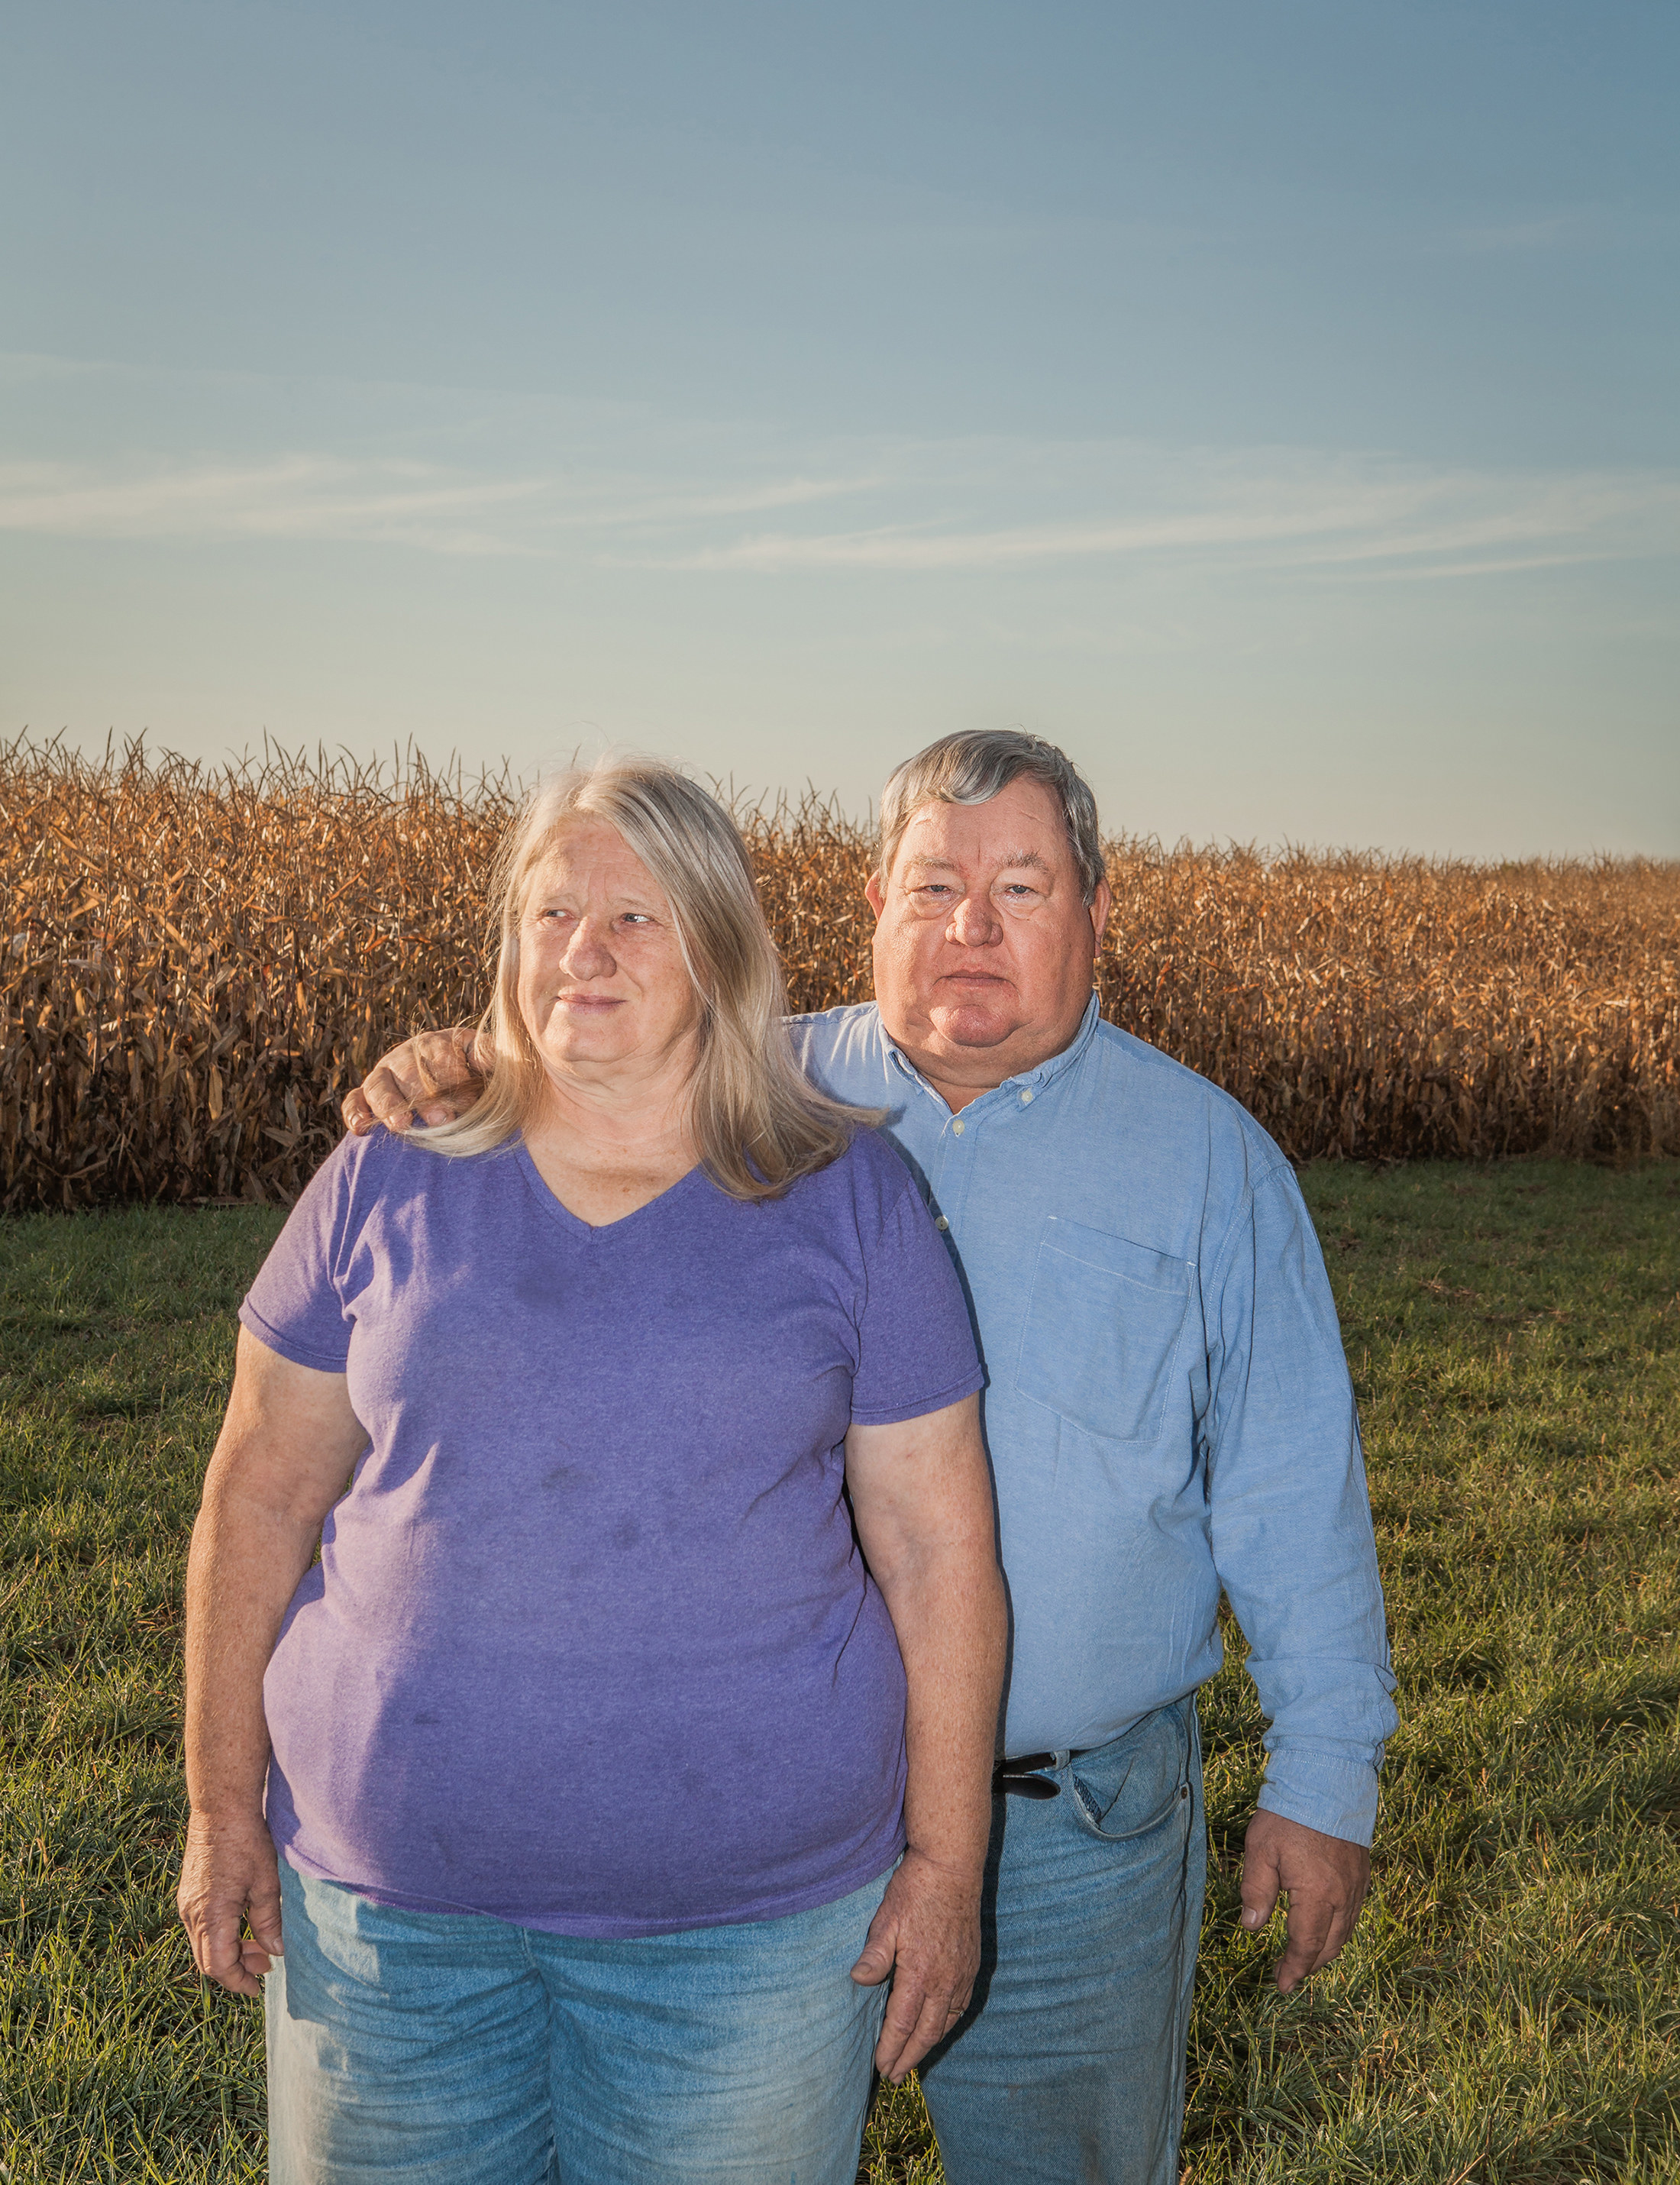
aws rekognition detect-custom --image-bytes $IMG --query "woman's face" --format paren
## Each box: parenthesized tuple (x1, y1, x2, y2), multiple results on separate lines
(516, 819, 701, 1081)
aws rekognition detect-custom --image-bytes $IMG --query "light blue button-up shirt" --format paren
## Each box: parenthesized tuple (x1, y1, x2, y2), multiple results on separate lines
(792, 995, 1397, 1846)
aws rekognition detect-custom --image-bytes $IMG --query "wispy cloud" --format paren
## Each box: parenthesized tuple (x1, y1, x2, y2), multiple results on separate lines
(1, 437, 1675, 587)
(0, 453, 881, 556)
(658, 497, 1422, 573)
(0, 456, 552, 555)
(638, 460, 1680, 582)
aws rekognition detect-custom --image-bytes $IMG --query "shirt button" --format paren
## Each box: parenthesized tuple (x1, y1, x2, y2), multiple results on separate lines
(935, 1215, 949, 1231)
(1020, 1089, 1034, 1104)
(951, 1120, 965, 1136)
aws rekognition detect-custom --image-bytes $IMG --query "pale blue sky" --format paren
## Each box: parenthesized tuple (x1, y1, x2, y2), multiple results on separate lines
(4, 0, 1676, 853)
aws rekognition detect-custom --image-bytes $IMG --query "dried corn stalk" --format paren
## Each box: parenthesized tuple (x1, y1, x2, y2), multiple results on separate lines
(2, 736, 1675, 1209)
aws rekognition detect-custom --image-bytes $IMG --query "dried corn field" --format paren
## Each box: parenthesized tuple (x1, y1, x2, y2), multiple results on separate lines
(3, 737, 1676, 1210)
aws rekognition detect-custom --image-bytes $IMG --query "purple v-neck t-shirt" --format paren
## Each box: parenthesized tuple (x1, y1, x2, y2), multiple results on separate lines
(239, 1123, 984, 1938)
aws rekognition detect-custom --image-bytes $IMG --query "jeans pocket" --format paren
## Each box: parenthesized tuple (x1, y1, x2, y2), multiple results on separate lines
(1068, 1703, 1193, 1845)
(1014, 1219, 1191, 1446)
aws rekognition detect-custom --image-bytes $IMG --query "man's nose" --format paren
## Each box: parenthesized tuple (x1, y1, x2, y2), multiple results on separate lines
(948, 893, 1001, 946)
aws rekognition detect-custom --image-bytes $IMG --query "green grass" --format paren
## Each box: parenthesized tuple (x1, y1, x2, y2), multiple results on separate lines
(1178, 1162, 1680, 2185)
(2, 1164, 1678, 2183)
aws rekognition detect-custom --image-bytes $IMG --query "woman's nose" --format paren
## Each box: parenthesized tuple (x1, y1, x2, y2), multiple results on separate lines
(564, 919, 617, 977)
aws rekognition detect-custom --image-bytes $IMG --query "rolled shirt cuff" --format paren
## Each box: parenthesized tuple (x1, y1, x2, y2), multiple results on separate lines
(1255, 1750, 1382, 1848)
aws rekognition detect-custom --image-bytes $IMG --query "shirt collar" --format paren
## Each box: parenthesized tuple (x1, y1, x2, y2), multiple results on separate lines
(881, 991, 1102, 1107)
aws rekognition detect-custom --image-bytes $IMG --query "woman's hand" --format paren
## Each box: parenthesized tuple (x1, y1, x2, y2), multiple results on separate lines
(177, 1809, 284, 1998)
(851, 1847, 983, 2083)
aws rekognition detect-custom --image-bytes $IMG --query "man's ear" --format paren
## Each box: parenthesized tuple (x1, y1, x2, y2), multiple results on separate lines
(1088, 878, 1112, 954)
(864, 872, 886, 921)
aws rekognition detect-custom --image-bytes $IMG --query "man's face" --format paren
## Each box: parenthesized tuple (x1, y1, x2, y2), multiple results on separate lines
(864, 777, 1110, 1103)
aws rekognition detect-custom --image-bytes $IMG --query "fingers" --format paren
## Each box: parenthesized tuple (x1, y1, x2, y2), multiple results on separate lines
(850, 1871, 978, 2082)
(357, 1063, 419, 1133)
(1278, 1867, 1368, 1993)
(244, 1869, 285, 1962)
(1239, 1842, 1282, 1936)
(1242, 1810, 1372, 1993)
(851, 1898, 917, 2077)
(875, 1975, 974, 2083)
(1271, 1888, 1339, 1994)
(874, 1970, 923, 2081)
(415, 1029, 471, 1093)
(849, 1902, 898, 1988)
(418, 1091, 480, 1125)
(239, 1938, 279, 1982)
(346, 1032, 489, 1137)
(177, 1825, 283, 2001)
(414, 1029, 486, 1123)
(187, 1899, 267, 1998)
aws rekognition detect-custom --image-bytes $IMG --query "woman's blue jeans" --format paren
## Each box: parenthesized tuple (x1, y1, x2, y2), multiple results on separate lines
(920, 1696, 1206, 2185)
(266, 1857, 890, 2185)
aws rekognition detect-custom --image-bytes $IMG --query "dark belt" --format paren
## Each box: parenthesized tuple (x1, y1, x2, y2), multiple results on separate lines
(992, 1749, 1092, 1799)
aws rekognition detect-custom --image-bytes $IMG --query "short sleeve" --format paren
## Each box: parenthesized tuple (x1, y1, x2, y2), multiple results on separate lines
(238, 1133, 365, 1373)
(847, 1145, 986, 1427)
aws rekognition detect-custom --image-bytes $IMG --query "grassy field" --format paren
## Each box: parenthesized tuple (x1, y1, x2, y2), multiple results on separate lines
(2, 1159, 1678, 2183)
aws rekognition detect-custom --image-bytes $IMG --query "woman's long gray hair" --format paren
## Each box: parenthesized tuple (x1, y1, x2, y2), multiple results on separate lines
(422, 757, 868, 1201)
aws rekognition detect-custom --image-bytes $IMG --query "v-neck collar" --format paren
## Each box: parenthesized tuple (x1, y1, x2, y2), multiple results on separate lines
(515, 1143, 709, 1240)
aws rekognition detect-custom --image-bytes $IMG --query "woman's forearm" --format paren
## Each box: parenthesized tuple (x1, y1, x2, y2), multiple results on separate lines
(177, 1333, 367, 1994)
(890, 1546, 1007, 1887)
(848, 1505, 1006, 2083)
(183, 1331, 367, 1823)
(846, 1398, 1006, 1896)
(182, 1472, 321, 1821)
(177, 1474, 320, 1994)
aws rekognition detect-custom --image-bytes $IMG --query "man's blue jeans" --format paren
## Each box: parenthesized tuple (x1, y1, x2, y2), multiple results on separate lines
(920, 1696, 1206, 2185)
(266, 1857, 890, 2185)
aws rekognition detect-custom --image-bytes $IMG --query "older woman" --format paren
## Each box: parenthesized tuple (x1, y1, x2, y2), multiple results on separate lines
(175, 758, 1005, 2185)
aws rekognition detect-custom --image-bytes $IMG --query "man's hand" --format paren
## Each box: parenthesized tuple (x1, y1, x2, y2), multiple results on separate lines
(341, 1026, 486, 1136)
(851, 1849, 982, 2083)
(176, 1812, 284, 1999)
(1239, 1808, 1370, 1993)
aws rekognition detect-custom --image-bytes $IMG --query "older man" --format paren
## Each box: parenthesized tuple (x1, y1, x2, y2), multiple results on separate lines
(346, 731, 1396, 2185)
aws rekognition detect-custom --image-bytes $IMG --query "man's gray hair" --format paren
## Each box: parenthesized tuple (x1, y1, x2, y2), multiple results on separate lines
(877, 731, 1106, 903)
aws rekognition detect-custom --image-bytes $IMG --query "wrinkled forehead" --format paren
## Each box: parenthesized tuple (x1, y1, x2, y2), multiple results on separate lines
(892, 779, 1080, 881)
(518, 816, 662, 907)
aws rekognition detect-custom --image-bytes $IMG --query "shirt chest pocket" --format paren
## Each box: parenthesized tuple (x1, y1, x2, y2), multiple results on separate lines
(1014, 1219, 1193, 1446)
